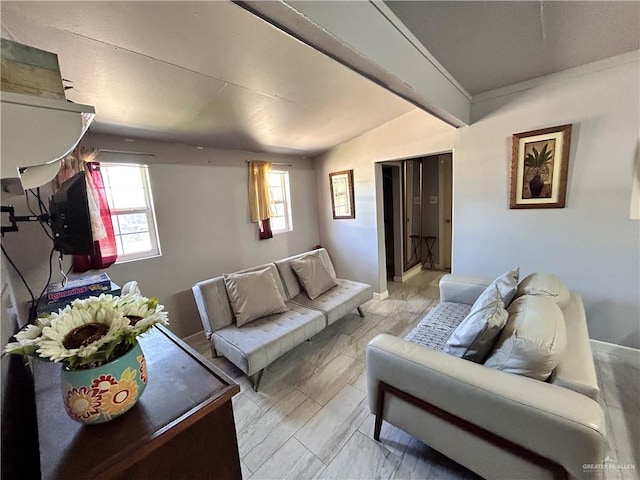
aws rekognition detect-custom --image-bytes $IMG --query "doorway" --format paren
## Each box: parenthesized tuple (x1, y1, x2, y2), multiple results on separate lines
(378, 152, 453, 282)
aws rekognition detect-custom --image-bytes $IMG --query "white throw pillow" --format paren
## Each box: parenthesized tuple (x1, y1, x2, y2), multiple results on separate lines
(224, 268, 288, 327)
(471, 267, 519, 310)
(290, 254, 337, 300)
(515, 272, 571, 308)
(484, 295, 567, 381)
(444, 285, 509, 362)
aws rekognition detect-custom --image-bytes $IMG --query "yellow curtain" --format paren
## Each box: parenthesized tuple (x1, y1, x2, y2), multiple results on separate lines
(248, 161, 274, 222)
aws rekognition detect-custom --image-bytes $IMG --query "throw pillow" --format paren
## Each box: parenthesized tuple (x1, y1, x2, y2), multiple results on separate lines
(224, 268, 288, 327)
(444, 285, 508, 362)
(471, 267, 519, 310)
(515, 272, 571, 308)
(290, 254, 338, 300)
(484, 295, 567, 381)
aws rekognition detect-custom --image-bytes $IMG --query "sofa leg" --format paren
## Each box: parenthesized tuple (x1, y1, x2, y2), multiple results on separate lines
(374, 415, 383, 441)
(374, 383, 385, 441)
(210, 345, 219, 358)
(253, 369, 265, 392)
(357, 306, 365, 318)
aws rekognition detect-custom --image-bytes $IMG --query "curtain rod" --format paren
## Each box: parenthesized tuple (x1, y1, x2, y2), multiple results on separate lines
(99, 149, 155, 156)
(245, 160, 292, 167)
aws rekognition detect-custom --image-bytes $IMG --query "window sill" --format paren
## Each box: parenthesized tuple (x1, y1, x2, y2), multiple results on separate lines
(114, 252, 162, 265)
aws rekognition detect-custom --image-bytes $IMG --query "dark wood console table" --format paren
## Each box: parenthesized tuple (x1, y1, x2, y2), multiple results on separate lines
(33, 326, 241, 479)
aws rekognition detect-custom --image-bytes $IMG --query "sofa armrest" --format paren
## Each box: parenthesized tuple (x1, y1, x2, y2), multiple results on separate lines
(439, 274, 491, 305)
(366, 334, 606, 479)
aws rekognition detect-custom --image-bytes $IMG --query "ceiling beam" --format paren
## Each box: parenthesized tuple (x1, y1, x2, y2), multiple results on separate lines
(237, 0, 470, 127)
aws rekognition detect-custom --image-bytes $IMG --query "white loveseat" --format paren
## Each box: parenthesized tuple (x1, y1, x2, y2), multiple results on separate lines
(366, 274, 606, 480)
(193, 248, 372, 390)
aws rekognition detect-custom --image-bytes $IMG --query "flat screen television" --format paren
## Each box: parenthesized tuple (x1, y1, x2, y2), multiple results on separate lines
(49, 171, 94, 255)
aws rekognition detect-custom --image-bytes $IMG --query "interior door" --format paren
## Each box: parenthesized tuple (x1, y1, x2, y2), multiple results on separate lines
(440, 154, 453, 270)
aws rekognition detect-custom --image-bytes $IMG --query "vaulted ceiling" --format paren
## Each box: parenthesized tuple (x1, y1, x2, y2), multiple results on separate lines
(1, 1, 637, 156)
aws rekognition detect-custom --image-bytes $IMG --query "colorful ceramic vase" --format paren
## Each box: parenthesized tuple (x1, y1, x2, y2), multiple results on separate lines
(61, 342, 148, 424)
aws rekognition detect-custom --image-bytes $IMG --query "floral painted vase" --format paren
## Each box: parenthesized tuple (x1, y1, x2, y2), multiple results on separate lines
(61, 342, 148, 424)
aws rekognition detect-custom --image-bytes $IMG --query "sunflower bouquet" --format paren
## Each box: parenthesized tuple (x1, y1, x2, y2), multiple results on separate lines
(3, 293, 169, 370)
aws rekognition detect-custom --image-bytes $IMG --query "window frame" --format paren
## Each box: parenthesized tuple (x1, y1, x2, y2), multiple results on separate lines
(100, 162, 161, 264)
(268, 169, 293, 234)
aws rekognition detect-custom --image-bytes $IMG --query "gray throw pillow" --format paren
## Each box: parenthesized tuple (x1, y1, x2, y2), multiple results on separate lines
(290, 254, 338, 300)
(444, 285, 508, 362)
(224, 268, 288, 327)
(471, 267, 519, 310)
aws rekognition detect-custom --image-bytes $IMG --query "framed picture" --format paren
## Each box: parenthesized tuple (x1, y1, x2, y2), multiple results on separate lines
(329, 169, 355, 219)
(510, 124, 572, 209)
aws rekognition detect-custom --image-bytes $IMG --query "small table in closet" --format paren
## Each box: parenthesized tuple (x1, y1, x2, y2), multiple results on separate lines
(422, 236, 437, 270)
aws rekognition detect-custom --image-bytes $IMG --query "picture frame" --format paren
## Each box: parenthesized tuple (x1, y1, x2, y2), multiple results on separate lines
(510, 124, 572, 209)
(329, 169, 355, 219)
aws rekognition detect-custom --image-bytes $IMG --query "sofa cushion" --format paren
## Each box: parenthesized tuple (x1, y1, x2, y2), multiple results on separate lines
(275, 248, 337, 299)
(290, 253, 338, 300)
(224, 267, 288, 327)
(472, 267, 519, 310)
(549, 292, 600, 401)
(444, 285, 509, 363)
(291, 279, 373, 325)
(515, 272, 571, 308)
(405, 302, 472, 352)
(484, 295, 567, 381)
(193, 276, 235, 334)
(211, 302, 325, 376)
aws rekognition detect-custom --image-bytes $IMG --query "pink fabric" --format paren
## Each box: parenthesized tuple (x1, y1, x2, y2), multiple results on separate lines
(73, 162, 117, 272)
(258, 218, 273, 240)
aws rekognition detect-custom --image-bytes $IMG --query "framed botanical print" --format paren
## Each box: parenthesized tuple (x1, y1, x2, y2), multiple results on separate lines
(329, 170, 355, 219)
(510, 124, 572, 209)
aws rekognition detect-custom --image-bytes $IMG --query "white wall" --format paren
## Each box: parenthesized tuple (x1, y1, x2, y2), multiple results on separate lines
(454, 55, 640, 348)
(1, 134, 320, 338)
(314, 109, 455, 293)
(314, 53, 639, 348)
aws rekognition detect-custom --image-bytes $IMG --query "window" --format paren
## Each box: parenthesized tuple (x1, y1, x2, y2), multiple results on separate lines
(268, 170, 293, 233)
(100, 163, 161, 263)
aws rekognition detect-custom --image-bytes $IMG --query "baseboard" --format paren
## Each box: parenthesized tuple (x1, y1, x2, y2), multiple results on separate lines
(393, 264, 422, 283)
(183, 330, 206, 343)
(373, 290, 389, 301)
(590, 339, 640, 361)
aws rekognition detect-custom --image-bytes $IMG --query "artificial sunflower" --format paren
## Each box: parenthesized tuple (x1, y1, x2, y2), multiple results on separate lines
(116, 294, 169, 337)
(3, 289, 169, 371)
(37, 303, 129, 369)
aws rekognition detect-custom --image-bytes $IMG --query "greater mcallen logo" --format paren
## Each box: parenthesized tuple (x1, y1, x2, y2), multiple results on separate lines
(583, 456, 636, 473)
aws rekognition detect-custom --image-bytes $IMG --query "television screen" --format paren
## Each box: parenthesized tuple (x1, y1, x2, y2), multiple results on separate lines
(49, 171, 94, 254)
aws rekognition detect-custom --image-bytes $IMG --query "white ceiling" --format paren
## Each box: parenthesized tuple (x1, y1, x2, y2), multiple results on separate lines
(0, 1, 422, 156)
(1, 1, 637, 156)
(386, 1, 640, 95)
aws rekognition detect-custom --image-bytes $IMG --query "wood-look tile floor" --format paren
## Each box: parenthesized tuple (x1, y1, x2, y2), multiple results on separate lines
(185, 271, 640, 480)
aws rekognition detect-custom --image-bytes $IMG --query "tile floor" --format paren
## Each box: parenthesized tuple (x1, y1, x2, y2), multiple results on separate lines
(185, 270, 640, 480)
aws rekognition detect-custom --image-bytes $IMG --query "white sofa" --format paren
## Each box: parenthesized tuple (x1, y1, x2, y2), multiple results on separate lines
(193, 248, 372, 390)
(366, 274, 606, 480)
